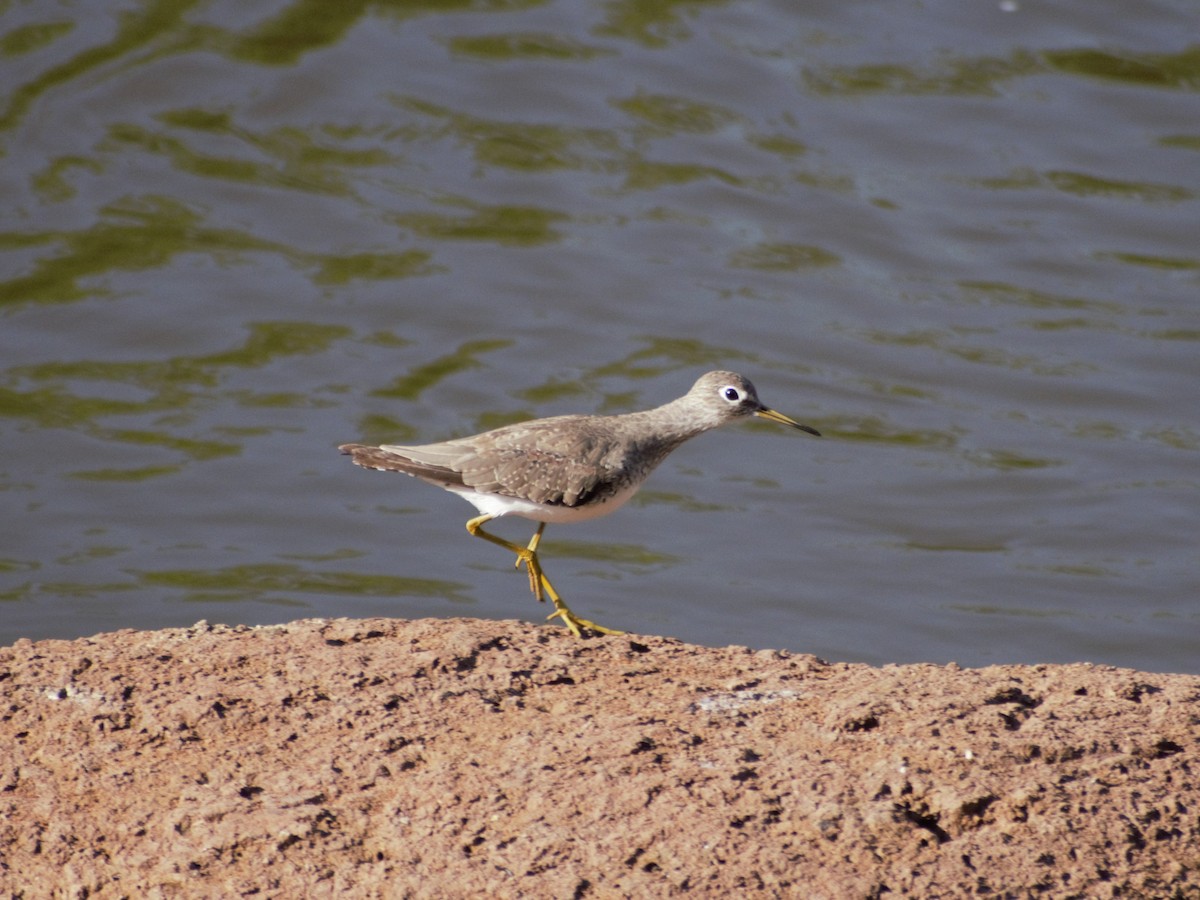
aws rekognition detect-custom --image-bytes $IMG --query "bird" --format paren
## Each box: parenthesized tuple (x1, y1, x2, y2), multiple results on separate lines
(339, 370, 820, 636)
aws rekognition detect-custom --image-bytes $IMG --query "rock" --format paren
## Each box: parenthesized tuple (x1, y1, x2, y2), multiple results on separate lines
(1, 617, 1196, 897)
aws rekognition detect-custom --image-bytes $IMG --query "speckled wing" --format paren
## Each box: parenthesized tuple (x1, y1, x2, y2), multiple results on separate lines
(341, 414, 630, 508)
(452, 415, 627, 507)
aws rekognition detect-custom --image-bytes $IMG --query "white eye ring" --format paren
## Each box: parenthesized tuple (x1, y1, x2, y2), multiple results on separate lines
(722, 386, 742, 403)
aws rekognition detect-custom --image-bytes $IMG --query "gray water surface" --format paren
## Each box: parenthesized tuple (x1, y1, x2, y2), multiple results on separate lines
(2, 0, 1197, 672)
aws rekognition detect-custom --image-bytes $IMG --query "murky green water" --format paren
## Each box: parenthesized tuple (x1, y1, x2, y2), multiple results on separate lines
(2, 0, 1197, 672)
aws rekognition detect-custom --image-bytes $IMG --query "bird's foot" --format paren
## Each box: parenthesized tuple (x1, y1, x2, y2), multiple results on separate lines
(546, 603, 624, 638)
(513, 526, 547, 600)
(468, 517, 618, 636)
(514, 548, 547, 603)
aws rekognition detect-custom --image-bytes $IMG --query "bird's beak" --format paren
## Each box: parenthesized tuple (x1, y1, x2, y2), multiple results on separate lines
(754, 407, 821, 437)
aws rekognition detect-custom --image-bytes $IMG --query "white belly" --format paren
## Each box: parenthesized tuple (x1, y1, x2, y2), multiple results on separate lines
(446, 481, 643, 524)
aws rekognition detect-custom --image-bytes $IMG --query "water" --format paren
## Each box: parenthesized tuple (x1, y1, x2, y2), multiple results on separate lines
(2, 0, 1197, 673)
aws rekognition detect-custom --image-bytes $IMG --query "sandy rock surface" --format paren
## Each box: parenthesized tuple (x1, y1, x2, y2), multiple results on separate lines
(1, 617, 1197, 898)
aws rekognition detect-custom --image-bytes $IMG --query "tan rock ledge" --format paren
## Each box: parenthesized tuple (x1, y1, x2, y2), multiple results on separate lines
(1, 617, 1196, 898)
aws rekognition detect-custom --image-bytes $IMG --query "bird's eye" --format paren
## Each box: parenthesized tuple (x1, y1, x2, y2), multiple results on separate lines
(722, 387, 741, 402)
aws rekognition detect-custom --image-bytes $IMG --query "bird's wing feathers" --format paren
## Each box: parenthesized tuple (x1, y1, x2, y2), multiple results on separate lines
(455, 417, 621, 507)
(344, 416, 627, 507)
(339, 443, 467, 487)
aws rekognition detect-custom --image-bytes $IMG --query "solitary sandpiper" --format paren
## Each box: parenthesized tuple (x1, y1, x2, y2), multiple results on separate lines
(339, 370, 819, 636)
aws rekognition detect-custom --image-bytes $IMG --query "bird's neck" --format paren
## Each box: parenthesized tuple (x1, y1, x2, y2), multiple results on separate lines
(619, 398, 713, 450)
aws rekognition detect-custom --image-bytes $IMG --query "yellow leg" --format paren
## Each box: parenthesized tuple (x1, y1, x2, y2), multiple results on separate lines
(464, 515, 623, 637)
(512, 522, 547, 595)
(524, 522, 545, 557)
